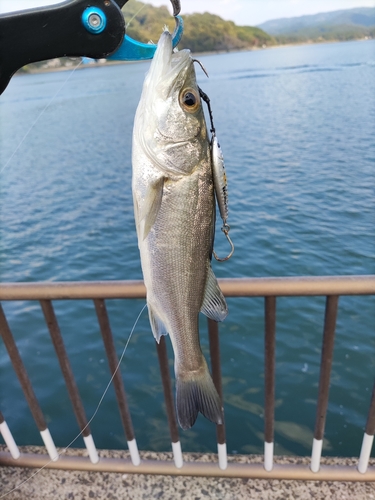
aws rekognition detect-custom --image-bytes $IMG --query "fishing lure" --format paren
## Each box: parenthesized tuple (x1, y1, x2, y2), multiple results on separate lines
(199, 87, 234, 262)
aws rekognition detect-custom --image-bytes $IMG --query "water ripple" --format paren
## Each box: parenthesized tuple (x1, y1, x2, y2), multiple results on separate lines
(0, 40, 374, 456)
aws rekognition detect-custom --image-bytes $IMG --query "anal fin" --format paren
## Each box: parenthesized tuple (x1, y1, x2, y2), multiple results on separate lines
(200, 266, 228, 322)
(148, 303, 168, 343)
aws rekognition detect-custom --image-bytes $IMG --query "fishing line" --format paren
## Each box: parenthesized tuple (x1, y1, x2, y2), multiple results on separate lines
(0, 59, 83, 176)
(125, 4, 146, 29)
(0, 302, 147, 499)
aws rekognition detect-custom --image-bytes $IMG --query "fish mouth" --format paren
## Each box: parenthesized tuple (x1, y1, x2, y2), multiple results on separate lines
(135, 31, 202, 176)
(145, 31, 192, 91)
(158, 30, 191, 66)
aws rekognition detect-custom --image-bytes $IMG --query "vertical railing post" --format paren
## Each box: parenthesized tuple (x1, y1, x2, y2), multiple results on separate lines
(208, 318, 227, 470)
(93, 299, 140, 466)
(311, 295, 339, 472)
(358, 380, 375, 473)
(156, 336, 183, 468)
(40, 299, 99, 464)
(264, 296, 276, 472)
(0, 410, 20, 460)
(0, 304, 58, 461)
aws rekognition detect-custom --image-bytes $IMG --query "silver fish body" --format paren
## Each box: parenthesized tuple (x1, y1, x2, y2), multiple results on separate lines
(132, 31, 228, 429)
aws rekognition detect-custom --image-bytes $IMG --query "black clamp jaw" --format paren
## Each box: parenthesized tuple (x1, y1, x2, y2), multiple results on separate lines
(0, 0, 183, 95)
(0, 0, 129, 95)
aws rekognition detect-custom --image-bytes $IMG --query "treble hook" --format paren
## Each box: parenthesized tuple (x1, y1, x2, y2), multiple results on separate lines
(213, 224, 235, 262)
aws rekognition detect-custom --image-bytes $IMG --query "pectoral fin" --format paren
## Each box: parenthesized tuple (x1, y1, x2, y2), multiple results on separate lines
(200, 266, 228, 322)
(139, 177, 165, 240)
(148, 303, 168, 343)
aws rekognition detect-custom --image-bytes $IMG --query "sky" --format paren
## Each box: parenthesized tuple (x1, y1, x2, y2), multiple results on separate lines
(0, 0, 374, 25)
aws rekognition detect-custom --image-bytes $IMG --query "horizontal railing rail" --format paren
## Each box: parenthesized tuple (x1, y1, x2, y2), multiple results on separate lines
(1, 451, 375, 481)
(0, 275, 374, 300)
(0, 275, 374, 483)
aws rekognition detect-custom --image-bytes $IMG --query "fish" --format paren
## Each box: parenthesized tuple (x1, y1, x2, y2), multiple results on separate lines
(132, 30, 228, 429)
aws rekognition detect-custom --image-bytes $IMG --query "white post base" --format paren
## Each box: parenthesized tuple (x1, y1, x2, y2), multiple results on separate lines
(127, 438, 141, 466)
(172, 441, 183, 468)
(0, 421, 20, 459)
(83, 434, 99, 464)
(264, 441, 274, 472)
(311, 438, 323, 473)
(40, 428, 59, 461)
(218, 442, 227, 470)
(358, 433, 374, 474)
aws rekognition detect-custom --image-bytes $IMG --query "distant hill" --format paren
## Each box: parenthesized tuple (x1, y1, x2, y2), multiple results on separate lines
(122, 0, 275, 52)
(258, 7, 375, 43)
(258, 7, 375, 34)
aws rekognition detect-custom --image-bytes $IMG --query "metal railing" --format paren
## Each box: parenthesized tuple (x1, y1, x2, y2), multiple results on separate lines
(0, 275, 375, 482)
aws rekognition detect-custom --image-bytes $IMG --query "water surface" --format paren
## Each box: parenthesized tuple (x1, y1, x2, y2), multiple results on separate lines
(0, 40, 374, 457)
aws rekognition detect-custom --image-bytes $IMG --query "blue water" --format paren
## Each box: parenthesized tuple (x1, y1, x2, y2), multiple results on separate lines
(0, 40, 374, 457)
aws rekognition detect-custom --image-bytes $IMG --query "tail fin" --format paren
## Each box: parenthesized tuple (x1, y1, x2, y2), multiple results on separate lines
(176, 360, 223, 430)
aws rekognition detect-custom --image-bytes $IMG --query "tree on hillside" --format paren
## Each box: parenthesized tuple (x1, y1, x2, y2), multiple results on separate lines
(122, 0, 275, 52)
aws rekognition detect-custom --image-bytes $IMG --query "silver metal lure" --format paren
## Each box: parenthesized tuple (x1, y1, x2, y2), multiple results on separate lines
(211, 135, 234, 262)
(198, 87, 234, 262)
(211, 135, 228, 224)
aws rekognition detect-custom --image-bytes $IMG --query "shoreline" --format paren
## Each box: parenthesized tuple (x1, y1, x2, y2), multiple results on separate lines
(15, 37, 373, 76)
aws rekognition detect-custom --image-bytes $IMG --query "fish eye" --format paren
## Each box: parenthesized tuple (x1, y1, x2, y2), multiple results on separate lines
(179, 88, 200, 112)
(183, 92, 196, 106)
